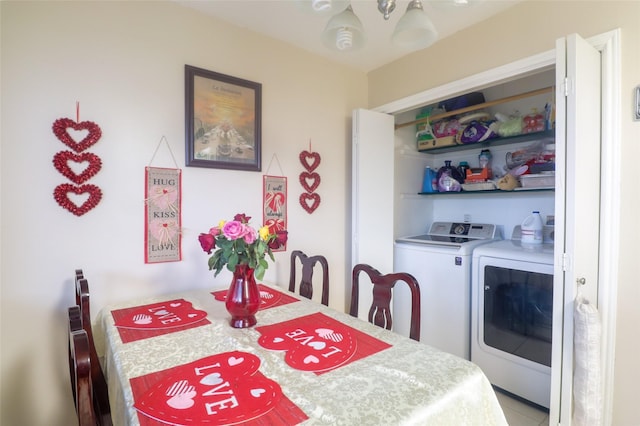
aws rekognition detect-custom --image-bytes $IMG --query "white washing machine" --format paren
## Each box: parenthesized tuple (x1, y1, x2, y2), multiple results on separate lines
(471, 226, 555, 408)
(393, 222, 501, 360)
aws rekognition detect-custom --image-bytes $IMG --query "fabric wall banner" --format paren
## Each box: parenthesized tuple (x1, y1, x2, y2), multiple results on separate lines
(263, 175, 287, 252)
(145, 167, 182, 263)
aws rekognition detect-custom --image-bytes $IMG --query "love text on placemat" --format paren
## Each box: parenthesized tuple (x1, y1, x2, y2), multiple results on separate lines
(111, 299, 211, 343)
(113, 299, 207, 330)
(131, 351, 308, 425)
(256, 312, 391, 374)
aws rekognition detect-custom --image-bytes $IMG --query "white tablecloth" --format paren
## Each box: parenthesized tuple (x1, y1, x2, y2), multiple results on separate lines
(95, 283, 507, 425)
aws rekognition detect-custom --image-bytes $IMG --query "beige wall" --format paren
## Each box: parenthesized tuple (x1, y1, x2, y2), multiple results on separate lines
(369, 1, 640, 424)
(0, 1, 366, 424)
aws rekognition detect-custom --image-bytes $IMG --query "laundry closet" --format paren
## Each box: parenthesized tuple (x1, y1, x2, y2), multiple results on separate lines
(392, 68, 556, 238)
(352, 32, 608, 424)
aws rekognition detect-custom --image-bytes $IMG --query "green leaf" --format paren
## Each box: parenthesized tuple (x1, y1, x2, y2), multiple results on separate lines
(228, 253, 239, 270)
(255, 264, 266, 280)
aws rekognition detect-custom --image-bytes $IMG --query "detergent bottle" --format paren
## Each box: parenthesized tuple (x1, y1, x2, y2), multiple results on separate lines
(521, 211, 543, 245)
(422, 167, 437, 193)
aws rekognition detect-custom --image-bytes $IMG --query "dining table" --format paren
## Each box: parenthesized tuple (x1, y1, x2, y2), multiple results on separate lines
(94, 281, 508, 425)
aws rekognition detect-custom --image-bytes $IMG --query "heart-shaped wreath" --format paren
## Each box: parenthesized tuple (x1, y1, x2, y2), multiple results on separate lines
(299, 193, 320, 214)
(299, 171, 321, 193)
(299, 151, 321, 172)
(54, 183, 103, 216)
(53, 151, 102, 184)
(52, 117, 102, 152)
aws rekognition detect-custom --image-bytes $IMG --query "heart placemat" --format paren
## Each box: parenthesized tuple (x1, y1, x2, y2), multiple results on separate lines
(256, 312, 391, 375)
(212, 284, 299, 310)
(111, 299, 210, 343)
(131, 351, 308, 425)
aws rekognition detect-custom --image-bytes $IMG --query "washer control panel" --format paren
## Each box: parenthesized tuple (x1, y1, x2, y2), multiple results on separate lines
(428, 222, 498, 240)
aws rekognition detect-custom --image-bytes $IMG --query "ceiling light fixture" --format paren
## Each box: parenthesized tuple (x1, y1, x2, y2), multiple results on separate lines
(391, 0, 438, 50)
(313, 0, 440, 52)
(297, 0, 350, 16)
(377, 0, 397, 20)
(321, 5, 366, 51)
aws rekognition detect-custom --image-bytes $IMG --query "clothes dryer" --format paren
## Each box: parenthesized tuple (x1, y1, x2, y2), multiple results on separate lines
(471, 227, 555, 408)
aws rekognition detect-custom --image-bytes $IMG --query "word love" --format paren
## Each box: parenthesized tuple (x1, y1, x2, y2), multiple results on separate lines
(283, 328, 344, 359)
(257, 313, 357, 374)
(135, 352, 283, 425)
(114, 299, 207, 330)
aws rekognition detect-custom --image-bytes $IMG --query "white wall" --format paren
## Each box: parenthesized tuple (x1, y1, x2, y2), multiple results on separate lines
(0, 2, 366, 424)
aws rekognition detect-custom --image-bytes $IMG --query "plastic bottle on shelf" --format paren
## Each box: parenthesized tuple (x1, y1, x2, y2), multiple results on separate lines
(521, 211, 543, 245)
(436, 160, 463, 192)
(458, 161, 470, 183)
(422, 167, 437, 193)
(479, 149, 492, 169)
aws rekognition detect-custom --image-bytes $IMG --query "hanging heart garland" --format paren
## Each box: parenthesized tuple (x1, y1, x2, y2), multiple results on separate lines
(53, 183, 103, 216)
(51, 106, 104, 216)
(299, 151, 321, 172)
(52, 117, 102, 153)
(299, 171, 321, 193)
(299, 193, 320, 214)
(298, 147, 322, 214)
(53, 151, 102, 185)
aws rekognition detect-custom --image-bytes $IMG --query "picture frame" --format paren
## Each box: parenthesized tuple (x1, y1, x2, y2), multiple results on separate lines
(185, 65, 262, 171)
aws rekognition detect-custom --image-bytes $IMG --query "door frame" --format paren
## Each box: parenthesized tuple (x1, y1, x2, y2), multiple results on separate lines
(372, 29, 621, 425)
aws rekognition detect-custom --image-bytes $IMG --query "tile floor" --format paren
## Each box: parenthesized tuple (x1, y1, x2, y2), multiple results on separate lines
(495, 389, 549, 426)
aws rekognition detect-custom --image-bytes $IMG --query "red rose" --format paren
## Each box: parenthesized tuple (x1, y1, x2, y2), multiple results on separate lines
(198, 233, 215, 254)
(268, 230, 288, 249)
(233, 213, 251, 224)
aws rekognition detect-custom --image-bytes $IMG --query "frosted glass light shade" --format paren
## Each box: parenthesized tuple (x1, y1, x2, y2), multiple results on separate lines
(321, 6, 366, 51)
(297, 0, 350, 16)
(391, 1, 438, 50)
(431, 0, 480, 9)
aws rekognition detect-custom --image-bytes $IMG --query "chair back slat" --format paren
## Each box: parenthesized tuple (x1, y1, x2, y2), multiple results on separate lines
(350, 263, 421, 341)
(68, 308, 97, 426)
(289, 250, 330, 306)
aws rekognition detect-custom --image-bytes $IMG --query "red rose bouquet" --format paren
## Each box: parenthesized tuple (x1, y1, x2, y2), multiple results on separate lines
(198, 213, 288, 280)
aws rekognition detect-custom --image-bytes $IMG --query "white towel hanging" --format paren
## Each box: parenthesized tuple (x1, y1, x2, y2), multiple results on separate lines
(573, 294, 603, 426)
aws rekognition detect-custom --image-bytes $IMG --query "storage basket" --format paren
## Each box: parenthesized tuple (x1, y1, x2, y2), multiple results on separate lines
(418, 135, 457, 151)
(519, 173, 555, 188)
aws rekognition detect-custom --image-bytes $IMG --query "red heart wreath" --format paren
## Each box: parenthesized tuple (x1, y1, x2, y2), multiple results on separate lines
(299, 171, 321, 193)
(52, 118, 102, 153)
(299, 151, 321, 172)
(299, 193, 320, 214)
(53, 151, 102, 185)
(54, 183, 103, 216)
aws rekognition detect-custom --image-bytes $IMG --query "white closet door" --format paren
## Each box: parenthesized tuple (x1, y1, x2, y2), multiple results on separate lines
(553, 33, 602, 426)
(351, 109, 395, 318)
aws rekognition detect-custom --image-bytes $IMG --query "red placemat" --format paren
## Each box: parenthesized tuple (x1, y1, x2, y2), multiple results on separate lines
(131, 351, 308, 425)
(256, 312, 391, 375)
(212, 284, 299, 310)
(112, 299, 211, 343)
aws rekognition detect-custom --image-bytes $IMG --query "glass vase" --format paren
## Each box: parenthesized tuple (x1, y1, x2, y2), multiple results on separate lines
(225, 264, 260, 328)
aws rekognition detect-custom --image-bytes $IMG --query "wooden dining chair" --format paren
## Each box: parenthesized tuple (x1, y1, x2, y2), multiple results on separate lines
(68, 307, 97, 426)
(68, 306, 83, 405)
(289, 250, 329, 306)
(350, 263, 421, 341)
(74, 269, 112, 425)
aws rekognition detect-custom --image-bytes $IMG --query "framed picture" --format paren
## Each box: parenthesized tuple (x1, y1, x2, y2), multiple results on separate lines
(185, 65, 262, 171)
